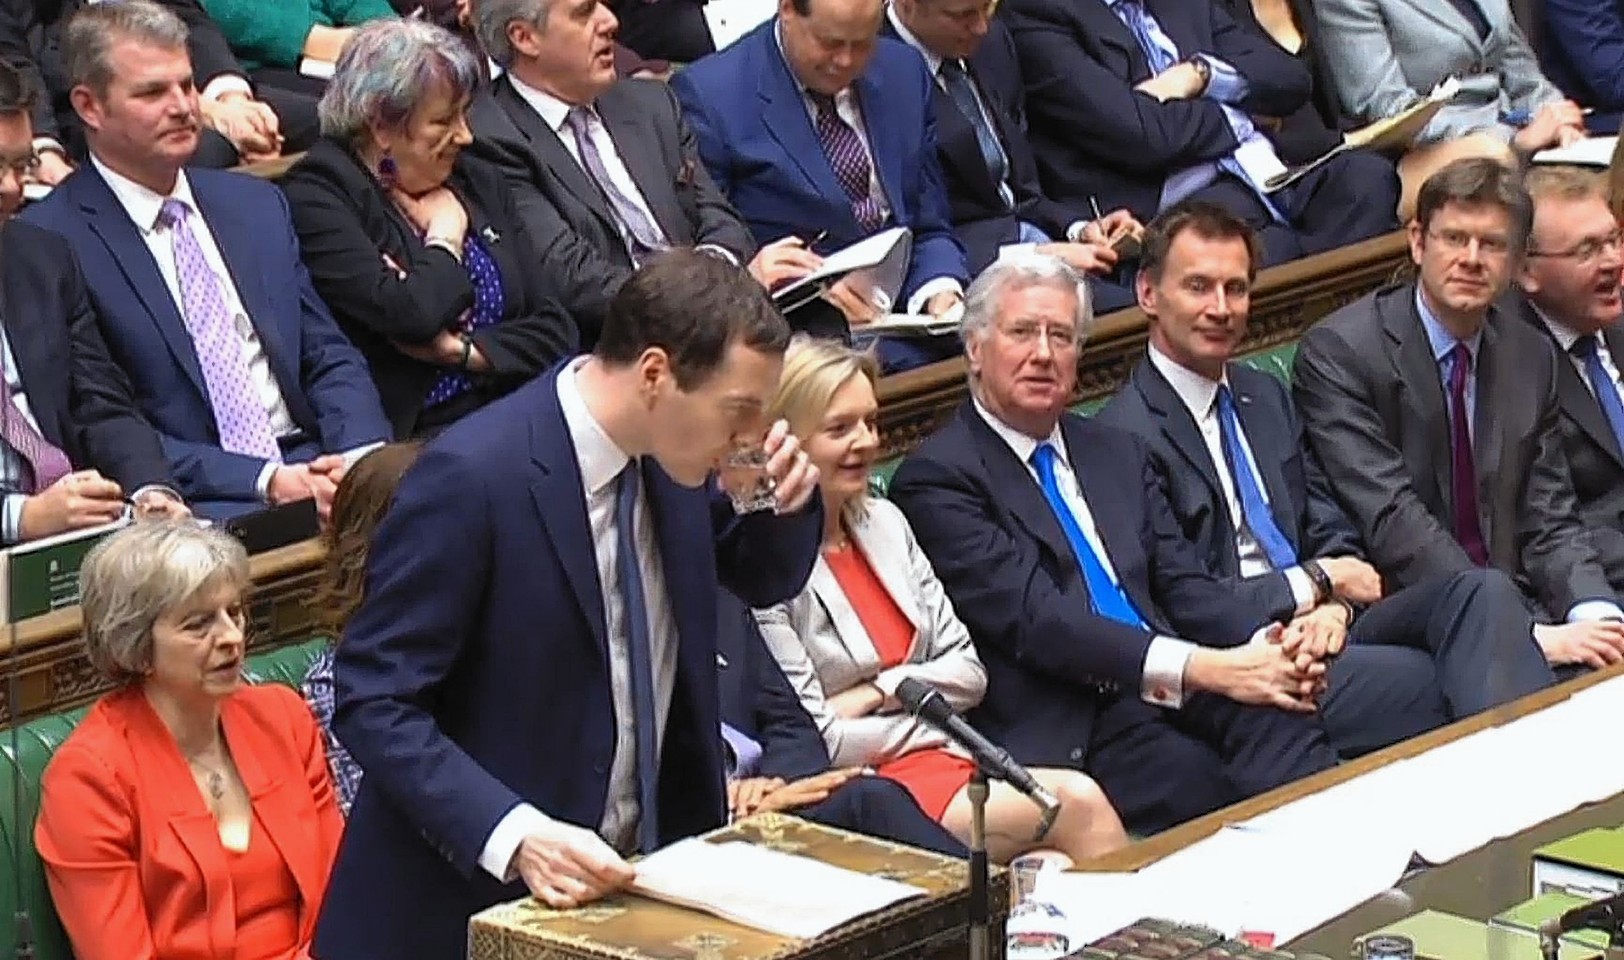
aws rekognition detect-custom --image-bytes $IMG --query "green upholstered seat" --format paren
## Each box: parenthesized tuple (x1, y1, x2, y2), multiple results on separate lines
(0, 637, 330, 960)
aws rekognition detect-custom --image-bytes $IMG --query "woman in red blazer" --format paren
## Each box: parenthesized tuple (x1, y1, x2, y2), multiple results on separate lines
(35, 521, 343, 960)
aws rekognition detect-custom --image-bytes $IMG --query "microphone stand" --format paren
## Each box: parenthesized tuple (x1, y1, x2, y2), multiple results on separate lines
(966, 770, 992, 960)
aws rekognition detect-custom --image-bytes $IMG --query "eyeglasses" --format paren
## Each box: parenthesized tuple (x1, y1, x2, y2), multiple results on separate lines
(998, 321, 1081, 349)
(1528, 229, 1624, 264)
(1427, 228, 1511, 257)
(0, 152, 39, 179)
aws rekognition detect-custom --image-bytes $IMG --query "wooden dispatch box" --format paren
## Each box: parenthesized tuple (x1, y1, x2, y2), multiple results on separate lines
(466, 812, 1009, 960)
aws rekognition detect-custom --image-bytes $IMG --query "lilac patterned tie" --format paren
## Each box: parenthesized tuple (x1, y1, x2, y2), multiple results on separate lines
(159, 198, 281, 461)
(0, 368, 70, 493)
(808, 92, 886, 233)
(563, 107, 670, 264)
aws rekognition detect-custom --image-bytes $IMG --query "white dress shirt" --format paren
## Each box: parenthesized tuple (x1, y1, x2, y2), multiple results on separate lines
(1147, 346, 1316, 609)
(973, 398, 1202, 708)
(479, 359, 678, 878)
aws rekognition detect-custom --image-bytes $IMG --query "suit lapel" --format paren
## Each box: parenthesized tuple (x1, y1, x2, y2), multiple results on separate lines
(526, 376, 608, 659)
(1526, 301, 1624, 466)
(496, 78, 620, 236)
(1088, 0, 1152, 81)
(1134, 361, 1223, 505)
(964, 404, 1075, 573)
(71, 168, 209, 401)
(0, 251, 63, 443)
(1397, 0, 1485, 53)
(809, 557, 886, 668)
(758, 29, 860, 225)
(1384, 291, 1452, 509)
(596, 89, 687, 243)
(1229, 381, 1300, 548)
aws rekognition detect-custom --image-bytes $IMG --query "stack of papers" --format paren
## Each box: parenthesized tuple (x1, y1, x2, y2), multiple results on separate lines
(1533, 136, 1618, 168)
(630, 838, 927, 939)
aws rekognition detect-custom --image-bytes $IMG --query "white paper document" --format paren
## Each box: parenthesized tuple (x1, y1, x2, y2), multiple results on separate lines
(629, 838, 928, 940)
(772, 226, 912, 316)
(864, 314, 961, 337)
(1534, 136, 1617, 167)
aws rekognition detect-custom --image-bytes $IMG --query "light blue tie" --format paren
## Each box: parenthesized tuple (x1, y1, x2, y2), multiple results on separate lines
(1572, 335, 1624, 455)
(1031, 443, 1148, 628)
(1215, 385, 1298, 570)
(616, 461, 662, 854)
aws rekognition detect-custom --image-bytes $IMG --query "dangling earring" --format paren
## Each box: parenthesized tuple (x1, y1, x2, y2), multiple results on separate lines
(377, 151, 398, 190)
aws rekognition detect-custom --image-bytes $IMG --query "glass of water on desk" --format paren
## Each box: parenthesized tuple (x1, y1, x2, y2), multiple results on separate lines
(720, 440, 777, 514)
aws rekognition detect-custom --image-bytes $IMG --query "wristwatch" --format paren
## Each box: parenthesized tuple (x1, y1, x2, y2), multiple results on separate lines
(1301, 558, 1334, 604)
(1184, 55, 1212, 95)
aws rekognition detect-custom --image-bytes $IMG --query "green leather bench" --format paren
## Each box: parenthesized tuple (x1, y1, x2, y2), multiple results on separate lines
(0, 637, 329, 960)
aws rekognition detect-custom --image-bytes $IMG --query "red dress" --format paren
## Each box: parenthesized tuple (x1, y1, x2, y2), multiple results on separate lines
(824, 546, 977, 820)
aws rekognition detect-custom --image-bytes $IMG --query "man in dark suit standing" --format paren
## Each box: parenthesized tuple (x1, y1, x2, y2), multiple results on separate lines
(881, 0, 1139, 311)
(1513, 165, 1624, 594)
(22, 1, 391, 520)
(468, 0, 813, 347)
(1295, 157, 1624, 671)
(714, 589, 966, 856)
(314, 251, 823, 960)
(1001, 0, 1398, 266)
(0, 57, 186, 542)
(1096, 202, 1555, 754)
(889, 252, 1340, 835)
(0, 0, 315, 175)
(671, 0, 971, 371)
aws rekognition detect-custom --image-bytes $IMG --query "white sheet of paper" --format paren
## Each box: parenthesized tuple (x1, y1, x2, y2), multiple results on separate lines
(629, 839, 927, 940)
(1533, 136, 1617, 167)
(771, 226, 911, 312)
(1030, 870, 1158, 946)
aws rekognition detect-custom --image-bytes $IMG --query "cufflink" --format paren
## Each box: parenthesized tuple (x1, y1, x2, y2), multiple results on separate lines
(716, 653, 728, 668)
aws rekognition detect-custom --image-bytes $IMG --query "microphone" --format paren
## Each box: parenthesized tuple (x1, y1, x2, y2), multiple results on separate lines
(895, 678, 1061, 839)
(1537, 890, 1624, 942)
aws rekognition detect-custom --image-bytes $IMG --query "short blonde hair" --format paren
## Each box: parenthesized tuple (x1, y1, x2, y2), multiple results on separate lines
(79, 521, 250, 686)
(1526, 164, 1608, 206)
(767, 337, 881, 514)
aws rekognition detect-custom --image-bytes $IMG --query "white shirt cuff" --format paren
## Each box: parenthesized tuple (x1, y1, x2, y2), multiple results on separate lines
(695, 243, 740, 267)
(997, 242, 1041, 260)
(31, 137, 66, 159)
(1141, 634, 1196, 709)
(255, 461, 279, 502)
(201, 75, 254, 103)
(1568, 600, 1624, 623)
(1065, 220, 1092, 243)
(479, 802, 556, 883)
(3, 492, 26, 544)
(1284, 566, 1317, 615)
(339, 442, 386, 469)
(905, 278, 964, 316)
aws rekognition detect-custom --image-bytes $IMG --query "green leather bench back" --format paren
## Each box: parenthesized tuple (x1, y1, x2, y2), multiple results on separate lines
(870, 341, 1300, 496)
(0, 637, 330, 960)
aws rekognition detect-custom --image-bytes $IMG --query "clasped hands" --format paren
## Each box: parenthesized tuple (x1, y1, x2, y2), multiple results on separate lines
(267, 454, 348, 522)
(1235, 555, 1384, 712)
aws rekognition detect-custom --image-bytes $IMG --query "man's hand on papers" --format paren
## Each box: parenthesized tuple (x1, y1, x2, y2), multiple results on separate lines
(1512, 100, 1587, 154)
(19, 470, 125, 541)
(748, 236, 823, 290)
(1532, 620, 1624, 669)
(512, 821, 635, 910)
(822, 277, 885, 326)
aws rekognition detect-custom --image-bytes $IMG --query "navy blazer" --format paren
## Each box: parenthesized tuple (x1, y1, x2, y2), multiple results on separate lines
(716, 590, 829, 782)
(1000, 0, 1311, 222)
(313, 364, 822, 960)
(1095, 357, 1364, 578)
(0, 219, 170, 494)
(888, 402, 1296, 766)
(671, 20, 969, 306)
(22, 165, 391, 510)
(1540, 0, 1624, 115)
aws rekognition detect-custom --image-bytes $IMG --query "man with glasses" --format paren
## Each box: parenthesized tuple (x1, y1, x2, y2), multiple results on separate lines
(1512, 165, 1624, 601)
(1294, 157, 1624, 671)
(889, 253, 1339, 837)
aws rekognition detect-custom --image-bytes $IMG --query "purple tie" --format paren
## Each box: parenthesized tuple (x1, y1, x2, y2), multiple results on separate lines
(159, 199, 281, 461)
(808, 92, 886, 233)
(0, 372, 70, 493)
(1447, 342, 1488, 566)
(563, 106, 670, 264)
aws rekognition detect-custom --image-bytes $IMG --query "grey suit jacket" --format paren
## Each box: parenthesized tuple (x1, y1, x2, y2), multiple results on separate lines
(466, 76, 756, 342)
(1315, 0, 1562, 143)
(1293, 282, 1614, 618)
(1510, 293, 1624, 587)
(751, 498, 987, 769)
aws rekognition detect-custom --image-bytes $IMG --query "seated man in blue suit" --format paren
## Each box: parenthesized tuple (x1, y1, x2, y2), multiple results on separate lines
(0, 57, 187, 542)
(1095, 202, 1557, 756)
(888, 253, 1344, 836)
(314, 250, 825, 960)
(882, 0, 1141, 312)
(672, 0, 970, 373)
(21, 0, 390, 520)
(715, 588, 966, 856)
(1000, 0, 1399, 267)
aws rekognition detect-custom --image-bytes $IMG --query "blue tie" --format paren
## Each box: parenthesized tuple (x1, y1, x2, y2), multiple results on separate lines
(1030, 443, 1147, 628)
(1573, 335, 1624, 455)
(616, 461, 662, 854)
(939, 59, 1013, 209)
(1215, 385, 1299, 571)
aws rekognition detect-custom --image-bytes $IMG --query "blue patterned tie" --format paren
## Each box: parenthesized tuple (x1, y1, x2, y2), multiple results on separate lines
(1031, 443, 1148, 628)
(1572, 335, 1624, 454)
(939, 60, 1013, 209)
(425, 234, 506, 408)
(1215, 385, 1298, 570)
(616, 461, 662, 854)
(808, 91, 887, 232)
